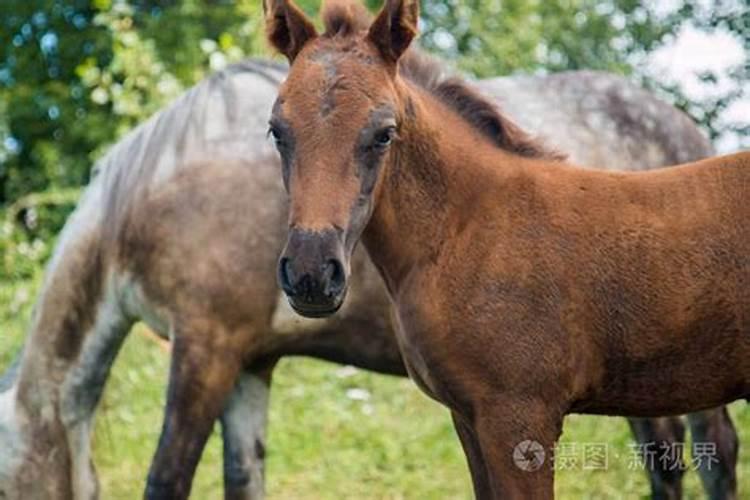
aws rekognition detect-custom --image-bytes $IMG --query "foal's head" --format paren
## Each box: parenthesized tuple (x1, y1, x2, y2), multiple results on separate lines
(266, 0, 419, 317)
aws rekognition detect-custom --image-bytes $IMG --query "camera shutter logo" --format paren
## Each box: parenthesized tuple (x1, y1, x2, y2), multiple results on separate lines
(513, 440, 546, 471)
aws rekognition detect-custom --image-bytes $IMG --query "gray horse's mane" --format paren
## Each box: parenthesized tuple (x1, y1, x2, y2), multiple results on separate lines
(95, 58, 286, 231)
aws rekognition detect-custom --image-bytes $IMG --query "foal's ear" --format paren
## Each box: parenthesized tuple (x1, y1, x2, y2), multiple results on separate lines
(367, 0, 419, 64)
(263, 0, 318, 63)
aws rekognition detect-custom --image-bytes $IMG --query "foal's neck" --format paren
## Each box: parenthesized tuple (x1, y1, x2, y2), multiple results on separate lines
(364, 83, 534, 295)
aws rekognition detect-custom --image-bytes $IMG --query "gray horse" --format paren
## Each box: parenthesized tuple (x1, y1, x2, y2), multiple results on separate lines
(0, 58, 737, 499)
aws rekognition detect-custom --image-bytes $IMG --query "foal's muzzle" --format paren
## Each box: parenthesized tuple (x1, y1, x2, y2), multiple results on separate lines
(278, 228, 347, 318)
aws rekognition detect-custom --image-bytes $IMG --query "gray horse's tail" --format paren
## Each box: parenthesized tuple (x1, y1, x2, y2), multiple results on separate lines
(0, 345, 24, 393)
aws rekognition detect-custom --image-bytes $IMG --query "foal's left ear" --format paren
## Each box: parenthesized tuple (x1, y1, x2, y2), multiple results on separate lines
(263, 0, 318, 63)
(367, 0, 419, 64)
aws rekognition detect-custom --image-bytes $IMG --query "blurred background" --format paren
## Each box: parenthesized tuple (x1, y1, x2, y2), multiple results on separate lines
(0, 1, 748, 498)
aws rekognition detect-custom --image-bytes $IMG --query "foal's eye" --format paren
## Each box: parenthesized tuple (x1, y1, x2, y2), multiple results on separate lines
(373, 127, 396, 149)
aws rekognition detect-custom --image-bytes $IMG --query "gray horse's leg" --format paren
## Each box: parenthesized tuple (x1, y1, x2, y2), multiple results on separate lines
(59, 289, 133, 500)
(1, 281, 132, 500)
(628, 410, 739, 500)
(145, 325, 246, 500)
(687, 409, 738, 500)
(0, 345, 24, 393)
(627, 416, 685, 500)
(221, 367, 274, 500)
(0, 346, 25, 483)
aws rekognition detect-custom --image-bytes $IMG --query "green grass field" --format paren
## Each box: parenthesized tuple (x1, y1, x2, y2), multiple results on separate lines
(2, 275, 749, 499)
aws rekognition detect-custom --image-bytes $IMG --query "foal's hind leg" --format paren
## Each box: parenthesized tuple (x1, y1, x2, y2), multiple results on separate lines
(145, 325, 245, 500)
(220, 365, 275, 500)
(627, 416, 685, 500)
(688, 409, 738, 500)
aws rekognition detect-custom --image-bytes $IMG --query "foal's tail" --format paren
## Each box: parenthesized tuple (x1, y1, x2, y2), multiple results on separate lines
(0, 345, 24, 393)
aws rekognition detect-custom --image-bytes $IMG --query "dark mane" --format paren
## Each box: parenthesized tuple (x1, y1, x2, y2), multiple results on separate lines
(399, 51, 565, 160)
(319, 1, 563, 160)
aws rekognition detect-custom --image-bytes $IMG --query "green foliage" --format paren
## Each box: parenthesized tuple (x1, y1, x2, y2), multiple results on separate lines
(130, 0, 267, 83)
(653, 0, 749, 147)
(418, 0, 667, 76)
(0, 0, 746, 209)
(0, 188, 78, 281)
(78, 4, 185, 147)
(0, 0, 114, 203)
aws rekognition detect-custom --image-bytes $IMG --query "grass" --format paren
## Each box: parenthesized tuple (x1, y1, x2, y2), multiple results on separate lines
(2, 276, 750, 499)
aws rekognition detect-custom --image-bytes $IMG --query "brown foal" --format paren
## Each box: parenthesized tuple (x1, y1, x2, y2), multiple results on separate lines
(266, 0, 749, 498)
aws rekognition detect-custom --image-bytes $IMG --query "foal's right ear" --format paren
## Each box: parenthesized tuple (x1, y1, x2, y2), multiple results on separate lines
(367, 0, 419, 65)
(263, 0, 318, 63)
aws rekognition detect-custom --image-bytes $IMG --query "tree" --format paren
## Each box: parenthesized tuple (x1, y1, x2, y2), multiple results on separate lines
(0, 0, 114, 203)
(0, 0, 746, 208)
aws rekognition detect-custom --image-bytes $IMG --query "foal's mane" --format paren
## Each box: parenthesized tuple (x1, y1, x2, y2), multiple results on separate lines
(321, 1, 563, 160)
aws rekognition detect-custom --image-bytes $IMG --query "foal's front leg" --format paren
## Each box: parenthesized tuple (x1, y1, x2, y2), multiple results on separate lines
(471, 399, 563, 500)
(145, 328, 243, 500)
(452, 411, 491, 498)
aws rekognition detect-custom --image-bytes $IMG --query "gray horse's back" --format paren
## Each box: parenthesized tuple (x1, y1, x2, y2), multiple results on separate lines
(478, 70, 712, 169)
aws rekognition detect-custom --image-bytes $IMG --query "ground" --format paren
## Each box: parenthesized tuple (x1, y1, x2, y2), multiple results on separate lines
(1, 276, 748, 499)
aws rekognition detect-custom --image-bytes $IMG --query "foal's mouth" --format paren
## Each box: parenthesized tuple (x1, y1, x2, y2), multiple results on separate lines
(287, 294, 345, 318)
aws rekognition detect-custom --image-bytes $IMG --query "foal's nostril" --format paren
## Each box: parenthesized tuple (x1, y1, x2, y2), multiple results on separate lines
(322, 259, 346, 297)
(278, 257, 295, 295)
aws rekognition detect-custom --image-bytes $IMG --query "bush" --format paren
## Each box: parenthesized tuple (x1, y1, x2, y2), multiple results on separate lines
(0, 187, 79, 281)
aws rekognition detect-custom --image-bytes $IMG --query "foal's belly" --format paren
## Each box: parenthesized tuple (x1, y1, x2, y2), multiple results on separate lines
(578, 324, 750, 417)
(578, 375, 749, 418)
